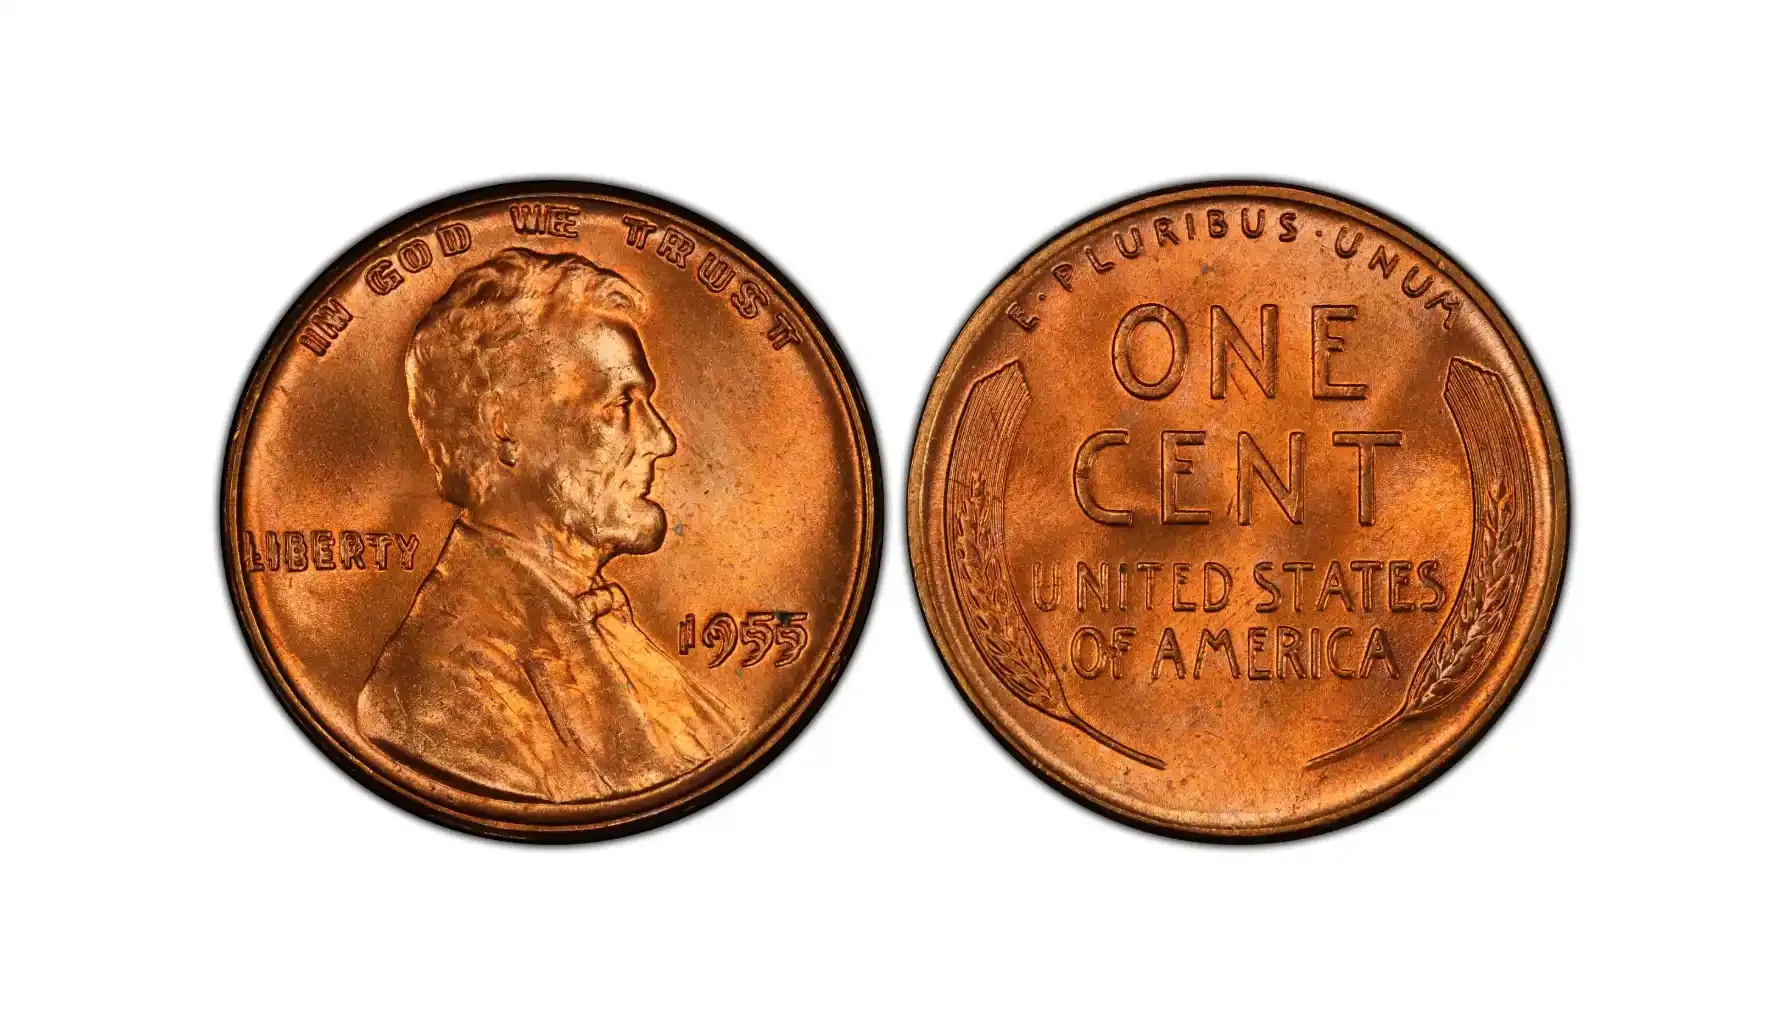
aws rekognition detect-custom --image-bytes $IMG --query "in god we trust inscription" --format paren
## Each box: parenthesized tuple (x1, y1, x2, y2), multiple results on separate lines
(224, 182, 879, 841)
(910, 183, 1566, 840)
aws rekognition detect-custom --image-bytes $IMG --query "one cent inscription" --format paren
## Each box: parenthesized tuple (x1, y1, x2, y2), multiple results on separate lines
(910, 183, 1566, 840)
(224, 181, 878, 840)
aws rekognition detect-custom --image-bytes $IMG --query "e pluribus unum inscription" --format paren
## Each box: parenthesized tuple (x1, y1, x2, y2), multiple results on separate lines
(1003, 205, 1464, 335)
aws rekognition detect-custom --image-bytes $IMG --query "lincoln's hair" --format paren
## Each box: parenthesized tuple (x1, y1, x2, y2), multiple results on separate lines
(405, 248, 645, 508)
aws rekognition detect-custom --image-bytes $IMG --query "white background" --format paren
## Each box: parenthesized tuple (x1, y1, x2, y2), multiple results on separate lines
(3, 3, 1786, 1020)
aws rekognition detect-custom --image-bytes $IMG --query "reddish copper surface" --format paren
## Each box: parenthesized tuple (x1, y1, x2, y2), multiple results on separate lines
(224, 182, 878, 840)
(909, 183, 1566, 839)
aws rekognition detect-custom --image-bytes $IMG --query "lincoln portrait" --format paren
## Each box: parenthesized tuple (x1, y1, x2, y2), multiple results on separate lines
(357, 248, 743, 802)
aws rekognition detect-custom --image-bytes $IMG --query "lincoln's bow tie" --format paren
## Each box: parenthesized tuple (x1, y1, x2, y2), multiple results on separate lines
(574, 583, 630, 626)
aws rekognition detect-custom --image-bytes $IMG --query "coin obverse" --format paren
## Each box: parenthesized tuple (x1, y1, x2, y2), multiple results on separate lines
(909, 183, 1567, 840)
(225, 182, 880, 841)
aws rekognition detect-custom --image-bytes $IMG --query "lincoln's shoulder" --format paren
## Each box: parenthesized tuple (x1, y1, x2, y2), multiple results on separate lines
(359, 526, 562, 699)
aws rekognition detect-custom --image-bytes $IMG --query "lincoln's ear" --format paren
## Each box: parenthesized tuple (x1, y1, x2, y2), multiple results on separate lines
(492, 409, 519, 468)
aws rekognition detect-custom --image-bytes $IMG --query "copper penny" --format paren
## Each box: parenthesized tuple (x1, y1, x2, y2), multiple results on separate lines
(224, 181, 879, 841)
(909, 183, 1566, 839)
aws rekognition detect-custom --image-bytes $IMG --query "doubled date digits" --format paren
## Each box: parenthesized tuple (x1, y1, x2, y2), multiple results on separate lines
(679, 611, 811, 668)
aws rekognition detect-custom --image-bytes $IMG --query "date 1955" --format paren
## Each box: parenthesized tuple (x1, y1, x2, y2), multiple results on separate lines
(678, 610, 810, 669)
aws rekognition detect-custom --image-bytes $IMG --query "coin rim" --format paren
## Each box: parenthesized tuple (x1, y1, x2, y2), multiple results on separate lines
(906, 180, 1570, 842)
(222, 179, 883, 842)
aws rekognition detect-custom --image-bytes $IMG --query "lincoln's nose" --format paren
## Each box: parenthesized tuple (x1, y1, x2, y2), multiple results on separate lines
(644, 398, 676, 459)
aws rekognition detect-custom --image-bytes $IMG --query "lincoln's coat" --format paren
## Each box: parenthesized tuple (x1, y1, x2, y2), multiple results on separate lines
(358, 520, 742, 803)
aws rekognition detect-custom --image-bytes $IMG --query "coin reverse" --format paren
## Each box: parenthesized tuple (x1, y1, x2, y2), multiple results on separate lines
(908, 183, 1566, 839)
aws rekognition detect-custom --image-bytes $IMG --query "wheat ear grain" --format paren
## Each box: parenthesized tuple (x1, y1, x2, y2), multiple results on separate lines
(1307, 360, 1533, 769)
(943, 361, 1164, 770)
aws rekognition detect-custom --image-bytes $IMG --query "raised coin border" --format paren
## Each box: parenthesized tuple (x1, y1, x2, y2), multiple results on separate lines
(222, 180, 882, 842)
(907, 180, 1570, 842)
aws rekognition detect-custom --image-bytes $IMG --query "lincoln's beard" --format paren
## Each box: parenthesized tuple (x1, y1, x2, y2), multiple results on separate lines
(546, 462, 668, 559)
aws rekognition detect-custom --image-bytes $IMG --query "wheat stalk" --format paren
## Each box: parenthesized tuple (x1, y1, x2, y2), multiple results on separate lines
(1308, 359, 1533, 769)
(944, 362, 1163, 769)
(1410, 482, 1524, 711)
